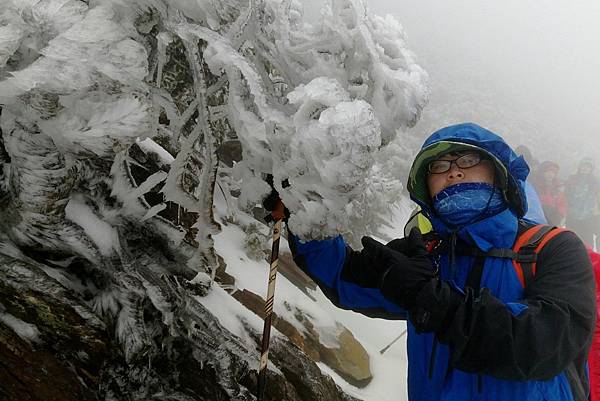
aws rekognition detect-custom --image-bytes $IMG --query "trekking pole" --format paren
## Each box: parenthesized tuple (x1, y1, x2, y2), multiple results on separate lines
(257, 200, 285, 401)
(379, 329, 407, 355)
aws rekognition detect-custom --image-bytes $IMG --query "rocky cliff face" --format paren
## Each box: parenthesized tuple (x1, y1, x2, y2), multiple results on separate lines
(0, 248, 364, 401)
(0, 108, 372, 400)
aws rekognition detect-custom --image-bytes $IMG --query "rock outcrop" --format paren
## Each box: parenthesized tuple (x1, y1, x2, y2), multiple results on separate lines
(231, 287, 373, 388)
(0, 249, 361, 401)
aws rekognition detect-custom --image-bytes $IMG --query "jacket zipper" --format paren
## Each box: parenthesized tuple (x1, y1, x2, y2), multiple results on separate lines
(449, 231, 458, 282)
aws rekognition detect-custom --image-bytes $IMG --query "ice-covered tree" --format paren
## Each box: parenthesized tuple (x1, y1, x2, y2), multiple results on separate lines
(0, 0, 428, 399)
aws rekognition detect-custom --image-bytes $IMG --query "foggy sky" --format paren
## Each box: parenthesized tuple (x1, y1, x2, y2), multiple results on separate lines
(303, 0, 600, 173)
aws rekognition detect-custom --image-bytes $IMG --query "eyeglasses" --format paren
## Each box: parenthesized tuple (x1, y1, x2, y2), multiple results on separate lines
(428, 153, 484, 174)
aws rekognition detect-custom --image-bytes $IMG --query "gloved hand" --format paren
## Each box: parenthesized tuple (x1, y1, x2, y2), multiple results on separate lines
(384, 229, 435, 257)
(361, 227, 437, 309)
(262, 174, 290, 223)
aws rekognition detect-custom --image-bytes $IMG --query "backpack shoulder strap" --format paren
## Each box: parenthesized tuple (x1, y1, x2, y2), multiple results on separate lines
(487, 224, 569, 287)
(512, 225, 555, 287)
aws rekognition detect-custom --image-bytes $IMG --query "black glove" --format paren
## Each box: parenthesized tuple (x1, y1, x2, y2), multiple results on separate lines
(384, 230, 436, 256)
(262, 174, 290, 223)
(361, 227, 437, 309)
(408, 278, 464, 334)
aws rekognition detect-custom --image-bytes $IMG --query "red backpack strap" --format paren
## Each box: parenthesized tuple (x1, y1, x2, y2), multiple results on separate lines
(486, 224, 570, 287)
(512, 225, 569, 287)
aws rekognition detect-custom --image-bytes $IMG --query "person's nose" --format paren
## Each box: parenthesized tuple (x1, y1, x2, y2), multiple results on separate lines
(447, 163, 465, 181)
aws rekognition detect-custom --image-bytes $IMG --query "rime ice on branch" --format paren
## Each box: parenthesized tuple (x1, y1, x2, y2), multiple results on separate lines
(0, 0, 428, 256)
(0, 0, 427, 398)
(0, 0, 427, 321)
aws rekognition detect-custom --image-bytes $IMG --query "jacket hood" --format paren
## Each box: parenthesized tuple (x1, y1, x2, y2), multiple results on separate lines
(407, 123, 530, 219)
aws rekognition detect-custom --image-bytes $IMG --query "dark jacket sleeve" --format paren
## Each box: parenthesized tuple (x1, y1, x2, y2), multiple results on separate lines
(410, 231, 596, 381)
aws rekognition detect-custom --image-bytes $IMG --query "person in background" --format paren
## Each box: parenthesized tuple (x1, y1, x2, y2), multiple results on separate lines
(565, 157, 600, 248)
(515, 144, 539, 173)
(267, 123, 595, 401)
(532, 161, 567, 226)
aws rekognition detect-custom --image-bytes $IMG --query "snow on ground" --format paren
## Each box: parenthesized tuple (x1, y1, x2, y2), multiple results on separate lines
(212, 217, 343, 343)
(307, 201, 412, 401)
(314, 290, 409, 401)
(212, 191, 412, 401)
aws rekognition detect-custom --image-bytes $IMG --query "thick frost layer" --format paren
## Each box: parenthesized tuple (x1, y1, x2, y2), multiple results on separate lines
(0, 3, 147, 99)
(0, 0, 427, 282)
(0, 0, 429, 247)
(0, 0, 428, 243)
(281, 78, 381, 238)
(222, 0, 429, 240)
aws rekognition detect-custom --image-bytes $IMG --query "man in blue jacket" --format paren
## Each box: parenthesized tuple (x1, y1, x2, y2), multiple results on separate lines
(269, 123, 595, 401)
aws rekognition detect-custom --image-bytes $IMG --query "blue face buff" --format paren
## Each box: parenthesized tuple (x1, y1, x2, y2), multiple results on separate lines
(432, 182, 507, 227)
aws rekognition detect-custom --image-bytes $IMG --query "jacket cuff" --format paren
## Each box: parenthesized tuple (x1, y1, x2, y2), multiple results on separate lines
(409, 278, 464, 334)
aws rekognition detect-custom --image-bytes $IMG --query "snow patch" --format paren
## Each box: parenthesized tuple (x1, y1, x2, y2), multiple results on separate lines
(0, 307, 41, 344)
(196, 283, 267, 349)
(136, 137, 175, 165)
(65, 195, 120, 256)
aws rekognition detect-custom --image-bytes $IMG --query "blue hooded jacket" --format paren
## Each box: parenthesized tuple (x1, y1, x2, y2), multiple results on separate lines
(289, 123, 593, 401)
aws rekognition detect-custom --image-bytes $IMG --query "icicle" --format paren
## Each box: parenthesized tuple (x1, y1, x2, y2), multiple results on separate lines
(155, 31, 173, 88)
(140, 202, 167, 222)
